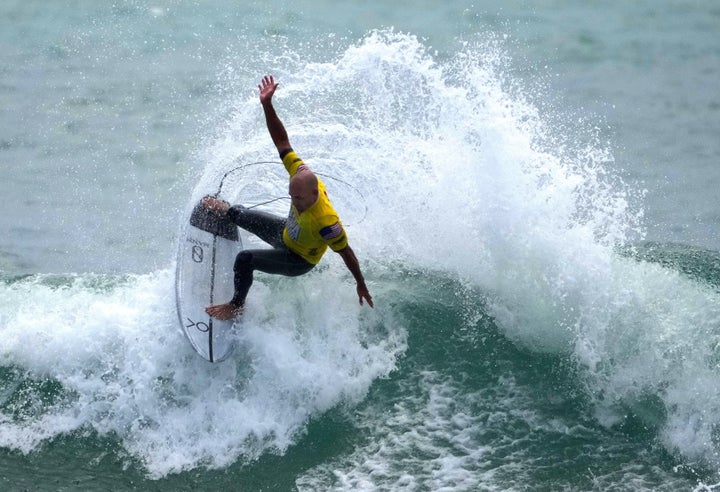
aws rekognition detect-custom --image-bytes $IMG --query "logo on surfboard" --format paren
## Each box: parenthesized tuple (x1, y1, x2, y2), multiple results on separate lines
(185, 317, 209, 333)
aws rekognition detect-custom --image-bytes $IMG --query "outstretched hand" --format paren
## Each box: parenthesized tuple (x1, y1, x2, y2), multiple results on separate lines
(337, 246, 374, 309)
(357, 283, 374, 308)
(258, 75, 279, 104)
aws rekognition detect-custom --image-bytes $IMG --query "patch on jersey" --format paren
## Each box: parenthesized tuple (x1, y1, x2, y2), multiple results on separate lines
(320, 222, 344, 240)
(286, 210, 300, 241)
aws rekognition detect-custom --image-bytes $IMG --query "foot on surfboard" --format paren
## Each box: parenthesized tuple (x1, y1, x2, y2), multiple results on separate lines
(205, 302, 243, 320)
(201, 196, 231, 216)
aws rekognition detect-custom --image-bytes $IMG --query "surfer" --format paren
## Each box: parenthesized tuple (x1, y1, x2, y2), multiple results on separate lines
(203, 75, 374, 320)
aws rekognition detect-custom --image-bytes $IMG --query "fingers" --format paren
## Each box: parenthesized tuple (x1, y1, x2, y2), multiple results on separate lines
(258, 75, 279, 93)
(358, 289, 374, 308)
(258, 75, 274, 88)
(360, 296, 374, 308)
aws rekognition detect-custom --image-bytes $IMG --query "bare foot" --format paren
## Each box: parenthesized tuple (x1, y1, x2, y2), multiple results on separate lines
(205, 303, 243, 320)
(202, 196, 230, 216)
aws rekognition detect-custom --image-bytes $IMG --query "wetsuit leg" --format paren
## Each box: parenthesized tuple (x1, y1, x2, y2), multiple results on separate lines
(230, 247, 314, 307)
(223, 204, 314, 307)
(226, 205, 286, 248)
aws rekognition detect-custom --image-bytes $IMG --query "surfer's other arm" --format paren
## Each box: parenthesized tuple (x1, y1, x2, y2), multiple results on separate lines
(337, 246, 374, 308)
(259, 75, 291, 155)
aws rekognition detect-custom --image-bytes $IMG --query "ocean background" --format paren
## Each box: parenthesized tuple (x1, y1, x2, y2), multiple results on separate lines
(1, 0, 720, 490)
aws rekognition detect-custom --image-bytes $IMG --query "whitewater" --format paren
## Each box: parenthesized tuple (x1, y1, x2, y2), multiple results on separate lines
(2, 8, 720, 490)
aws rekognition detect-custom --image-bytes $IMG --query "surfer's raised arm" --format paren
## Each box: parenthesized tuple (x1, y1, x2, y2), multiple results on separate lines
(258, 75, 291, 156)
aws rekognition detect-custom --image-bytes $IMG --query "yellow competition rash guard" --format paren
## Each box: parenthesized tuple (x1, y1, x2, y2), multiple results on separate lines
(281, 151, 348, 264)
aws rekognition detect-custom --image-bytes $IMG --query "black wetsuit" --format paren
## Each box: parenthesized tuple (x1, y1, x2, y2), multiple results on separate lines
(226, 205, 314, 307)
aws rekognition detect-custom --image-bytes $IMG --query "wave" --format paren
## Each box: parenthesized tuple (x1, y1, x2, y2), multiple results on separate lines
(2, 29, 720, 481)
(0, 269, 405, 477)
(622, 241, 720, 290)
(198, 29, 720, 473)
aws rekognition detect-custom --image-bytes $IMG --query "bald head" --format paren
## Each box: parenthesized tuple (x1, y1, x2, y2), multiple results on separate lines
(289, 167, 319, 212)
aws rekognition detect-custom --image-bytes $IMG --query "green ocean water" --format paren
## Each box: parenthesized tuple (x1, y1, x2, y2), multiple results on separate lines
(2, 1, 720, 490)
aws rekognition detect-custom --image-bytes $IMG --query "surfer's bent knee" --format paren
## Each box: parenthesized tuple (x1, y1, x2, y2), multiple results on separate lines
(234, 251, 253, 271)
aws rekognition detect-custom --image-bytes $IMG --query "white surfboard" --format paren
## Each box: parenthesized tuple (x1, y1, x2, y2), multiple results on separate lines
(175, 199, 243, 362)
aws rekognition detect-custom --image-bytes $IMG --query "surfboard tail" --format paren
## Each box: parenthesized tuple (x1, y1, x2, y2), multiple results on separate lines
(190, 200, 239, 241)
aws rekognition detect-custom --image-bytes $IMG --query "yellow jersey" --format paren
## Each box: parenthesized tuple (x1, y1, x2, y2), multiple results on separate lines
(281, 151, 348, 264)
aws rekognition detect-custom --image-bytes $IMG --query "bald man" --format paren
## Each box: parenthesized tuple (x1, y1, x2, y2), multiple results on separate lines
(203, 75, 373, 320)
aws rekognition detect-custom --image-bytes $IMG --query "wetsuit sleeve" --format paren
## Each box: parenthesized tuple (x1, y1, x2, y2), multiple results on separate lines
(226, 205, 245, 225)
